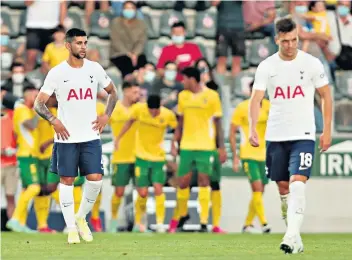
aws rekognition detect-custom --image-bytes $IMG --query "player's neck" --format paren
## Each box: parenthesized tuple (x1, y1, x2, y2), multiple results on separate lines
(24, 100, 33, 108)
(67, 56, 84, 68)
(191, 85, 203, 94)
(122, 98, 132, 107)
(278, 49, 298, 61)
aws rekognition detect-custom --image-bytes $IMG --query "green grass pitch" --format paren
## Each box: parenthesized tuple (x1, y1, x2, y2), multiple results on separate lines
(2, 233, 352, 260)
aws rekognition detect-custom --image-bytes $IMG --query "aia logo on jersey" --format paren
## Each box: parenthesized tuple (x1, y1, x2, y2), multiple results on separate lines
(274, 86, 305, 99)
(67, 88, 93, 101)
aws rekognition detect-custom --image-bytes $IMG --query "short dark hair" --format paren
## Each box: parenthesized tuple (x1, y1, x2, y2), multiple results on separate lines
(10, 62, 24, 71)
(147, 95, 161, 109)
(275, 16, 297, 35)
(23, 85, 37, 93)
(122, 80, 139, 89)
(55, 24, 66, 33)
(171, 21, 186, 30)
(65, 28, 87, 42)
(181, 67, 201, 83)
(164, 60, 176, 68)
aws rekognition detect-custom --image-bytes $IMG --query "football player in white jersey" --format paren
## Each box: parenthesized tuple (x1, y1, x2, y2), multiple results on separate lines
(34, 28, 118, 244)
(249, 17, 332, 254)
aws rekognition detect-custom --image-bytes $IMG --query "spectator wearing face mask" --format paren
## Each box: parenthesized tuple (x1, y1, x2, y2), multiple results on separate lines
(156, 22, 203, 82)
(110, 1, 148, 78)
(151, 61, 183, 110)
(111, 0, 144, 19)
(135, 62, 156, 94)
(1, 25, 18, 72)
(2, 62, 36, 98)
(195, 58, 219, 92)
(41, 25, 69, 75)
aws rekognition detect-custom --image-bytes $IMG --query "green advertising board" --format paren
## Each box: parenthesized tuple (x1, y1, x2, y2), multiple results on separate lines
(101, 135, 352, 178)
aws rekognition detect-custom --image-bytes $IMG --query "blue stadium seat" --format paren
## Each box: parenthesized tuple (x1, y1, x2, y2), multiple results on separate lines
(2, 0, 26, 9)
(144, 40, 169, 66)
(145, 1, 176, 9)
(1, 9, 17, 38)
(249, 38, 276, 66)
(90, 11, 113, 39)
(159, 10, 187, 37)
(195, 10, 217, 39)
(335, 70, 352, 99)
(143, 12, 159, 39)
(19, 10, 26, 36)
(233, 70, 255, 98)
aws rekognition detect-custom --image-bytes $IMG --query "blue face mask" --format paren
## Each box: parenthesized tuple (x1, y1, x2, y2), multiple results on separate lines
(144, 71, 156, 83)
(0, 35, 9, 46)
(199, 67, 209, 74)
(295, 6, 308, 14)
(172, 35, 185, 45)
(337, 5, 350, 17)
(122, 9, 136, 20)
(164, 70, 177, 81)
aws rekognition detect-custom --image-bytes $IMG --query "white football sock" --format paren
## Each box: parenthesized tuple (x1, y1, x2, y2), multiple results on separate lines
(59, 183, 76, 231)
(285, 181, 306, 239)
(76, 180, 103, 219)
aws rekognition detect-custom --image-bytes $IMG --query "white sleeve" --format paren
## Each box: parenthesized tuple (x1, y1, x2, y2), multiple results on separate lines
(95, 63, 111, 91)
(253, 61, 269, 91)
(40, 69, 57, 96)
(312, 58, 329, 89)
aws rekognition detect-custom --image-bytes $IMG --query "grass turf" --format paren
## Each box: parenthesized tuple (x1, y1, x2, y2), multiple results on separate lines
(2, 233, 352, 260)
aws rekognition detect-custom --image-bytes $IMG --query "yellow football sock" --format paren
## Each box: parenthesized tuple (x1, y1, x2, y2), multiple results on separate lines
(73, 186, 83, 213)
(135, 195, 147, 225)
(176, 187, 190, 218)
(198, 186, 210, 225)
(91, 192, 102, 219)
(12, 184, 40, 223)
(111, 194, 122, 220)
(245, 198, 256, 226)
(51, 189, 60, 205)
(155, 193, 166, 225)
(34, 196, 51, 229)
(172, 200, 181, 221)
(211, 190, 222, 227)
(253, 191, 267, 225)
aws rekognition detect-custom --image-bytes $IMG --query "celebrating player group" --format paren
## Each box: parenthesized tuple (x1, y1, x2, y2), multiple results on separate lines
(7, 14, 332, 255)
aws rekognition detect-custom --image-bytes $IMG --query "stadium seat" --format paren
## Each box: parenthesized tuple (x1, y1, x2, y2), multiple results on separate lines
(1, 52, 13, 71)
(335, 70, 352, 99)
(26, 68, 45, 89)
(143, 12, 159, 39)
(2, 0, 26, 9)
(191, 38, 215, 67)
(145, 1, 176, 9)
(245, 31, 266, 40)
(90, 11, 113, 39)
(1, 9, 16, 38)
(334, 100, 352, 132)
(18, 10, 26, 36)
(159, 10, 187, 37)
(195, 10, 217, 39)
(64, 10, 84, 31)
(233, 70, 255, 98)
(144, 40, 169, 66)
(88, 37, 111, 69)
(184, 1, 198, 9)
(249, 38, 276, 66)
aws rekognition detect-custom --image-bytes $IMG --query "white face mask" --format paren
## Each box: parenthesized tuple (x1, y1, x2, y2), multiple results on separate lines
(1, 52, 13, 70)
(12, 73, 25, 84)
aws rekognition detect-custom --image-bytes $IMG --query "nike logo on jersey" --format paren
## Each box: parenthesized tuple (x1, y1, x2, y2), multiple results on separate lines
(64, 80, 69, 83)
(270, 75, 277, 78)
(62, 202, 73, 207)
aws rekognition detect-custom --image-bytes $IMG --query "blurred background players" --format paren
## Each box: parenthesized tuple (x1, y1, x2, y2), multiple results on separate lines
(109, 81, 140, 232)
(230, 81, 271, 234)
(115, 95, 177, 233)
(170, 67, 226, 233)
(6, 86, 40, 233)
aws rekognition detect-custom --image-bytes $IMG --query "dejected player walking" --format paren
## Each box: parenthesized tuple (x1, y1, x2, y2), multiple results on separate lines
(34, 28, 118, 244)
(249, 17, 332, 254)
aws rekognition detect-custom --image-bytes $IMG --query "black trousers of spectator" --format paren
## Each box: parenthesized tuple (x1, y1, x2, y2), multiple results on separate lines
(110, 54, 147, 78)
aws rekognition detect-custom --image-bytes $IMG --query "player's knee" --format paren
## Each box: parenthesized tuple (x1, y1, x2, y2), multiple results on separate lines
(178, 176, 191, 189)
(115, 188, 125, 198)
(153, 184, 163, 196)
(198, 174, 209, 187)
(60, 177, 76, 186)
(251, 181, 262, 192)
(290, 174, 308, 184)
(47, 183, 58, 194)
(86, 173, 103, 182)
(277, 181, 289, 195)
(138, 189, 148, 198)
(210, 181, 220, 191)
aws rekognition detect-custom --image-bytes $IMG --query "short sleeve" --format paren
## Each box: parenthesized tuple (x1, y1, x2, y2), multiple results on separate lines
(40, 69, 57, 96)
(177, 92, 184, 115)
(312, 58, 329, 88)
(212, 92, 222, 117)
(130, 103, 141, 120)
(167, 110, 178, 129)
(95, 63, 111, 91)
(253, 61, 270, 91)
(231, 104, 244, 126)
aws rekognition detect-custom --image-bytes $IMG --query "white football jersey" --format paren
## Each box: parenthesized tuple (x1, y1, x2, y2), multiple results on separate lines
(253, 50, 329, 142)
(40, 59, 111, 143)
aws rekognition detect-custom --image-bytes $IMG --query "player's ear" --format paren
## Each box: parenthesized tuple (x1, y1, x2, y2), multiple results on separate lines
(65, 41, 71, 51)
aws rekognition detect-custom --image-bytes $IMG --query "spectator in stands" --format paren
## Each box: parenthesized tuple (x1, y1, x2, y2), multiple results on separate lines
(243, 1, 277, 45)
(1, 103, 18, 220)
(151, 61, 183, 110)
(2, 62, 36, 98)
(195, 58, 219, 92)
(85, 0, 110, 25)
(156, 22, 203, 82)
(335, 101, 352, 129)
(212, 0, 245, 77)
(110, 1, 147, 78)
(25, 0, 67, 72)
(322, 0, 352, 71)
(1, 25, 18, 71)
(41, 25, 68, 75)
(136, 62, 156, 94)
(111, 0, 144, 19)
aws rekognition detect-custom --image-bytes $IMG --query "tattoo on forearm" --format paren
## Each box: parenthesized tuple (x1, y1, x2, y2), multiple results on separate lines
(105, 88, 118, 117)
(34, 99, 54, 122)
(215, 118, 225, 149)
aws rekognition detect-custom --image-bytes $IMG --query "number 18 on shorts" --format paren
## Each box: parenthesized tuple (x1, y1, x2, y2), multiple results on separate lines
(265, 140, 315, 181)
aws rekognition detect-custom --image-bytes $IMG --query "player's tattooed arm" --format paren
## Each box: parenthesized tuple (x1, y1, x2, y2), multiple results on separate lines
(103, 82, 118, 118)
(34, 92, 56, 123)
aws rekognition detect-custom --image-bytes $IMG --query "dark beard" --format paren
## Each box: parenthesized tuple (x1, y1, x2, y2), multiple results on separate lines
(72, 52, 85, 59)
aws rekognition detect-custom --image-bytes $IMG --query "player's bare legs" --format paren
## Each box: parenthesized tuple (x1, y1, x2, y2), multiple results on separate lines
(75, 173, 103, 242)
(134, 188, 148, 232)
(154, 183, 166, 233)
(277, 181, 289, 226)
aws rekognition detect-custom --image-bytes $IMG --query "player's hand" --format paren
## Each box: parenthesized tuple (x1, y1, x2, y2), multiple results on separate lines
(319, 132, 331, 152)
(92, 114, 109, 133)
(218, 147, 227, 164)
(171, 141, 178, 157)
(249, 129, 259, 147)
(52, 118, 70, 140)
(232, 155, 240, 172)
